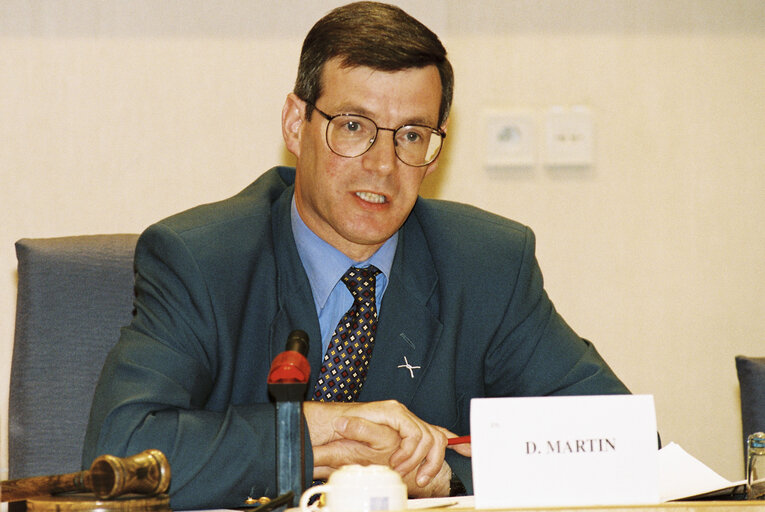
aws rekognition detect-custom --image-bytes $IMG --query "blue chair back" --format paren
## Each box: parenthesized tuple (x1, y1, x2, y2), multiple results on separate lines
(10, 234, 138, 478)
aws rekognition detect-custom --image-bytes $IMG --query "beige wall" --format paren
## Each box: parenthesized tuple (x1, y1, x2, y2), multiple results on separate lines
(1, 0, 763, 483)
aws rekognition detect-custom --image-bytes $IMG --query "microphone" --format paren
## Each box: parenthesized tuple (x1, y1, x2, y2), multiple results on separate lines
(285, 329, 309, 355)
(268, 329, 310, 385)
(267, 330, 311, 506)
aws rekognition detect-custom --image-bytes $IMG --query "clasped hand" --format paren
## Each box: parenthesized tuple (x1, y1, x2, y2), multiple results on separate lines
(303, 400, 471, 497)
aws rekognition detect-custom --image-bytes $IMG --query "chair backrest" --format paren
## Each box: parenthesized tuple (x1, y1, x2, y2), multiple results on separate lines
(736, 355, 765, 467)
(9, 234, 138, 478)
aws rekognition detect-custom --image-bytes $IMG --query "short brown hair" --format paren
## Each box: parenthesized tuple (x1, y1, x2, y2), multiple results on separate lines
(294, 1, 453, 126)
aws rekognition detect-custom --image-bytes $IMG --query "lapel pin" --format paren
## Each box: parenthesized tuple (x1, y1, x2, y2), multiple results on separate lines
(397, 356, 421, 378)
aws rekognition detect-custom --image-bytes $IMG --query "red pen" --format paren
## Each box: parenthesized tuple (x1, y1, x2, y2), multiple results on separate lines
(447, 435, 471, 446)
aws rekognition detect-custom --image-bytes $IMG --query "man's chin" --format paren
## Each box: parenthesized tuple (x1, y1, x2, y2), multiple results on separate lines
(345, 228, 396, 247)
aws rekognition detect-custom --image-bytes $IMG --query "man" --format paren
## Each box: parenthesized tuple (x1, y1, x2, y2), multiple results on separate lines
(84, 2, 628, 509)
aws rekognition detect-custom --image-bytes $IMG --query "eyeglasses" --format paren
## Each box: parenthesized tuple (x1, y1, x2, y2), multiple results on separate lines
(307, 102, 445, 167)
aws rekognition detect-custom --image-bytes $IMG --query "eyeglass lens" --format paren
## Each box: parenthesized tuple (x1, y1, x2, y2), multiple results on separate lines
(326, 115, 442, 166)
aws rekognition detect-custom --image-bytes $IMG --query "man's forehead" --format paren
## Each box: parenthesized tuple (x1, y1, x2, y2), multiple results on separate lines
(318, 59, 442, 124)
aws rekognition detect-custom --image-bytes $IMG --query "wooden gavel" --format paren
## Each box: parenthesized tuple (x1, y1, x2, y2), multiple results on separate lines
(1, 449, 171, 502)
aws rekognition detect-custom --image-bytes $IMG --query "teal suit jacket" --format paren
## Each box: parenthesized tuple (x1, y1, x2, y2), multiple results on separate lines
(84, 166, 628, 509)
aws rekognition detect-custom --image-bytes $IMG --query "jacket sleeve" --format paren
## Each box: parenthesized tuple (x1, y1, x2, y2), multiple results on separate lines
(484, 225, 629, 398)
(82, 222, 313, 510)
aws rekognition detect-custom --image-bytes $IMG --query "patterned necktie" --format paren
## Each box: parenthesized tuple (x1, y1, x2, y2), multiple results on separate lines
(313, 265, 381, 402)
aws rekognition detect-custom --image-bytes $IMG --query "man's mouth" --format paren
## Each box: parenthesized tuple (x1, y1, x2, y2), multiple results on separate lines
(356, 191, 386, 204)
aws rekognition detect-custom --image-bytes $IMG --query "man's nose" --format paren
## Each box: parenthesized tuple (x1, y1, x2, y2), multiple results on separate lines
(362, 128, 398, 174)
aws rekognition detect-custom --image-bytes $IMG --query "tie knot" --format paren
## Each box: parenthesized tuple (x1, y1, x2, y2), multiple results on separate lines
(342, 265, 380, 303)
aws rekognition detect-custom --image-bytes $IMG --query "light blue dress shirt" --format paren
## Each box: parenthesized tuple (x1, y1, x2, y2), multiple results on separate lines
(291, 197, 397, 356)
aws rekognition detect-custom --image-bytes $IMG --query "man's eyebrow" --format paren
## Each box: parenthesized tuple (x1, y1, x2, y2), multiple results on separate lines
(402, 114, 439, 127)
(329, 103, 438, 128)
(329, 103, 375, 118)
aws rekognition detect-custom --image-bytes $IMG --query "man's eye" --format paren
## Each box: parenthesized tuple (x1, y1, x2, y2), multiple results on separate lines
(398, 127, 427, 145)
(344, 121, 361, 132)
(404, 131, 421, 143)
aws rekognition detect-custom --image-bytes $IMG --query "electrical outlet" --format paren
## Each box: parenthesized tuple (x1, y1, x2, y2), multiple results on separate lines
(483, 110, 536, 168)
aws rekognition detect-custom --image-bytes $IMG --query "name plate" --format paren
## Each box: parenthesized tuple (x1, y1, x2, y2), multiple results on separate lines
(471, 395, 658, 508)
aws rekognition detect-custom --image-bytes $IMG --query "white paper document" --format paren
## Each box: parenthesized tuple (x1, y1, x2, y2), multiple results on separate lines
(407, 495, 475, 509)
(658, 442, 745, 501)
(471, 395, 659, 508)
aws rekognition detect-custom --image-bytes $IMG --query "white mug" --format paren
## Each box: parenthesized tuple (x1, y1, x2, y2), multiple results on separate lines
(299, 464, 407, 512)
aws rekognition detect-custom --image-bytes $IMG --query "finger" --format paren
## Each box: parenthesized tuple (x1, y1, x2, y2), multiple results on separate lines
(392, 423, 447, 483)
(388, 426, 428, 474)
(312, 464, 334, 481)
(435, 426, 472, 457)
(380, 404, 428, 469)
(369, 404, 442, 479)
(448, 443, 472, 457)
(333, 416, 400, 450)
(312, 442, 343, 471)
(404, 460, 452, 498)
(413, 427, 448, 486)
(433, 425, 457, 438)
(312, 439, 368, 470)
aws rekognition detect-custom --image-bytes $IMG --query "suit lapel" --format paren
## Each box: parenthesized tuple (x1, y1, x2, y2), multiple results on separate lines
(359, 212, 443, 406)
(268, 188, 324, 390)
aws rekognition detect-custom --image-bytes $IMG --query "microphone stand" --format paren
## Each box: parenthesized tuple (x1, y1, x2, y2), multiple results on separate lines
(267, 330, 311, 508)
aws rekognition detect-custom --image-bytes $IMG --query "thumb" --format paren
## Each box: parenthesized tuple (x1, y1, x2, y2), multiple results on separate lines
(334, 416, 400, 449)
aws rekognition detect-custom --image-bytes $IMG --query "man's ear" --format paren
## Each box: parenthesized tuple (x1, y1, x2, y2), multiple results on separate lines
(282, 93, 305, 157)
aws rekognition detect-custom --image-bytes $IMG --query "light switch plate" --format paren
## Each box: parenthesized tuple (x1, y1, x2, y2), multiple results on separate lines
(544, 106, 594, 167)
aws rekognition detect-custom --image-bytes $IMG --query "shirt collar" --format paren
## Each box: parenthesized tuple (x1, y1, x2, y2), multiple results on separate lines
(291, 196, 397, 310)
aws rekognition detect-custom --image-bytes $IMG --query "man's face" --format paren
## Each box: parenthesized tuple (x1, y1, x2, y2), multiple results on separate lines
(283, 58, 443, 261)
